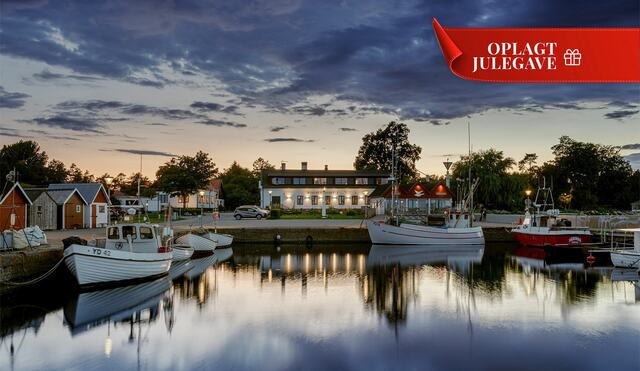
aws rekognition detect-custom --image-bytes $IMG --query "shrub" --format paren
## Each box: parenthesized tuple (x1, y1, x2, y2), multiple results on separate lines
(270, 209, 281, 219)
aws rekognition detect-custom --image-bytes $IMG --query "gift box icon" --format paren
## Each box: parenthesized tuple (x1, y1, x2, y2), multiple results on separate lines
(564, 49, 581, 66)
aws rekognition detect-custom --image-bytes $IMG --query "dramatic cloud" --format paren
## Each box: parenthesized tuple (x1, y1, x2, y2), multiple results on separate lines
(0, 86, 30, 108)
(55, 100, 206, 120)
(264, 137, 314, 142)
(339, 127, 357, 132)
(427, 119, 450, 126)
(270, 126, 288, 132)
(190, 101, 240, 115)
(624, 153, 640, 170)
(24, 115, 106, 133)
(604, 110, 639, 120)
(103, 149, 177, 157)
(197, 119, 247, 128)
(32, 69, 103, 82)
(620, 143, 640, 150)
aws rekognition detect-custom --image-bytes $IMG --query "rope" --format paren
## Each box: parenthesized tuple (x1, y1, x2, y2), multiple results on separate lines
(0, 255, 65, 286)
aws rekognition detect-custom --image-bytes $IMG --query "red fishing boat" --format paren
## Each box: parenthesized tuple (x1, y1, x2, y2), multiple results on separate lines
(511, 179, 592, 247)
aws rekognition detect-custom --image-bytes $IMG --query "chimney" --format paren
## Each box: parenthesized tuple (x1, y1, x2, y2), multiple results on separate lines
(281, 162, 286, 171)
(324, 165, 328, 171)
(301, 162, 308, 171)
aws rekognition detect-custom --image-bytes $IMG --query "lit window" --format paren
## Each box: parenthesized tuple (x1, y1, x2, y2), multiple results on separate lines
(296, 195, 304, 205)
(272, 177, 286, 185)
(351, 196, 358, 205)
(311, 195, 318, 205)
(338, 195, 345, 205)
(355, 178, 369, 185)
(325, 195, 331, 205)
(313, 178, 327, 185)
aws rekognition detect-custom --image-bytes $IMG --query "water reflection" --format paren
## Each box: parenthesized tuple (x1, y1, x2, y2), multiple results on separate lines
(1, 244, 639, 371)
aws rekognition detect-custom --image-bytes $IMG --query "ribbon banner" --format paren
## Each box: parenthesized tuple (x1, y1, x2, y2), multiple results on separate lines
(432, 18, 640, 83)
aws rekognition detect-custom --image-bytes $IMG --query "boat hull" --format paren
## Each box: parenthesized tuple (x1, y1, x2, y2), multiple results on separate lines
(172, 245, 194, 261)
(610, 251, 640, 269)
(206, 232, 233, 247)
(366, 220, 484, 245)
(511, 230, 592, 247)
(175, 233, 216, 252)
(64, 245, 172, 286)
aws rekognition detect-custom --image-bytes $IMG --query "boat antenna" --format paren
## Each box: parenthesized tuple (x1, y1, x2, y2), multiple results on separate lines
(468, 122, 473, 228)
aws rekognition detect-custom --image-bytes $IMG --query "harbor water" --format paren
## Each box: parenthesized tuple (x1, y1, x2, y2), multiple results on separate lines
(1, 243, 639, 371)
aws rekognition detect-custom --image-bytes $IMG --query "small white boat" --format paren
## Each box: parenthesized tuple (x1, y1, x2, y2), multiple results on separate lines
(610, 228, 640, 269)
(205, 231, 233, 247)
(172, 244, 194, 261)
(175, 233, 216, 253)
(63, 224, 172, 286)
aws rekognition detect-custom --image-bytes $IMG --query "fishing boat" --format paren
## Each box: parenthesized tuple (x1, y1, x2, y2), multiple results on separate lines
(610, 228, 640, 269)
(172, 244, 194, 261)
(63, 223, 173, 286)
(175, 233, 216, 253)
(511, 179, 592, 247)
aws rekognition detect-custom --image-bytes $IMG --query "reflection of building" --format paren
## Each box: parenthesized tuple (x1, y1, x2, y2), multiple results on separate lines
(259, 162, 389, 209)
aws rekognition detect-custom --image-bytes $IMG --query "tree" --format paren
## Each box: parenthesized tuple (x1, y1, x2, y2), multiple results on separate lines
(451, 149, 517, 210)
(119, 172, 155, 197)
(354, 121, 421, 182)
(0, 140, 49, 185)
(155, 151, 218, 209)
(44, 159, 69, 183)
(220, 162, 260, 209)
(252, 157, 275, 177)
(518, 153, 538, 173)
(68, 163, 95, 183)
(536, 136, 635, 209)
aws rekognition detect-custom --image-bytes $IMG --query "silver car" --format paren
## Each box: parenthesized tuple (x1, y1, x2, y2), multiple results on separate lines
(233, 205, 269, 220)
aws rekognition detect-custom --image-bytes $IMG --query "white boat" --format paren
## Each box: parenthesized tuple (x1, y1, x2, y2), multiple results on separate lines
(214, 247, 233, 263)
(172, 244, 194, 261)
(175, 233, 216, 253)
(610, 228, 640, 269)
(63, 223, 172, 286)
(205, 231, 233, 247)
(367, 213, 484, 245)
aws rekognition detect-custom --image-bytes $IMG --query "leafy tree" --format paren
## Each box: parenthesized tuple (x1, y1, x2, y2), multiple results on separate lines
(44, 159, 69, 183)
(156, 151, 217, 209)
(536, 136, 635, 209)
(119, 172, 155, 197)
(0, 140, 49, 185)
(518, 153, 538, 173)
(451, 149, 517, 210)
(252, 157, 275, 177)
(68, 163, 95, 183)
(354, 121, 421, 182)
(220, 162, 259, 209)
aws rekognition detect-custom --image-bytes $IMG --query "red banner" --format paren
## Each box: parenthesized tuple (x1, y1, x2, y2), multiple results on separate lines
(432, 18, 640, 83)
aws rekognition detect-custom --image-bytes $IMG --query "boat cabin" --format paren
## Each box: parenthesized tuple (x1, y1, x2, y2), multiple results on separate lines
(445, 210, 472, 228)
(103, 224, 161, 253)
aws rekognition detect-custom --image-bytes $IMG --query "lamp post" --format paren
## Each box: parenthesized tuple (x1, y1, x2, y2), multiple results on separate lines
(268, 190, 272, 208)
(525, 189, 532, 212)
(105, 176, 113, 224)
(322, 187, 327, 218)
(199, 190, 205, 227)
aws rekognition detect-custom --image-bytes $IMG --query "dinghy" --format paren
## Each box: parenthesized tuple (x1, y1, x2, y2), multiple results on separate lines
(172, 244, 194, 261)
(205, 231, 233, 247)
(175, 233, 216, 253)
(610, 228, 640, 269)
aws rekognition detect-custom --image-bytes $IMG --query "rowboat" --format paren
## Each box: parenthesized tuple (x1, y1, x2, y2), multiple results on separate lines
(63, 224, 172, 286)
(175, 233, 216, 253)
(172, 244, 194, 261)
(205, 231, 233, 247)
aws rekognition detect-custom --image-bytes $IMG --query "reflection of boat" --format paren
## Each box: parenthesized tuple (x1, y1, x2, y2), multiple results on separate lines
(610, 228, 640, 269)
(172, 244, 194, 261)
(512, 247, 585, 271)
(610, 268, 640, 303)
(64, 223, 172, 286)
(175, 233, 216, 253)
(205, 231, 233, 247)
(214, 247, 233, 263)
(367, 244, 484, 269)
(63, 277, 170, 335)
(184, 254, 218, 280)
(168, 259, 194, 280)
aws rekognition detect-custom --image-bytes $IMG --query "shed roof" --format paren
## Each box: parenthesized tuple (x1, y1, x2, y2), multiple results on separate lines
(48, 183, 108, 204)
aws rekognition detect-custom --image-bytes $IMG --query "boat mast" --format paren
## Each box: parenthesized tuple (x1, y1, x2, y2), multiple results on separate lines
(468, 122, 473, 228)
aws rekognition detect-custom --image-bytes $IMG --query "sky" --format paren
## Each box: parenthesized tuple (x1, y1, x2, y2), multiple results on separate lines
(0, 0, 639, 178)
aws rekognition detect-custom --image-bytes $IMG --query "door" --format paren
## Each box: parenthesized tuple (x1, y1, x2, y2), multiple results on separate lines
(56, 206, 63, 229)
(91, 204, 97, 228)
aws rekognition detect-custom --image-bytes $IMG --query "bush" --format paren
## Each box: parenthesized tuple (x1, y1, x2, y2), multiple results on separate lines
(270, 209, 281, 219)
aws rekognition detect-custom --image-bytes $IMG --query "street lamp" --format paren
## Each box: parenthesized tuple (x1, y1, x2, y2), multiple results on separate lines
(268, 190, 272, 208)
(105, 177, 113, 224)
(322, 187, 327, 218)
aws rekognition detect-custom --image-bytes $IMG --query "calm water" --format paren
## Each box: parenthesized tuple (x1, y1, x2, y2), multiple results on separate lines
(1, 243, 639, 371)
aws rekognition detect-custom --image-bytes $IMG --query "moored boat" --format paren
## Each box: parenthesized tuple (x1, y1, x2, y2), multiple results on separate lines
(367, 217, 484, 245)
(172, 244, 194, 261)
(63, 223, 172, 286)
(610, 228, 640, 269)
(175, 233, 216, 253)
(205, 231, 233, 247)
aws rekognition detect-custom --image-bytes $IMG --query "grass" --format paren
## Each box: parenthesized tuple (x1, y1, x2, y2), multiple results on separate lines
(274, 209, 365, 220)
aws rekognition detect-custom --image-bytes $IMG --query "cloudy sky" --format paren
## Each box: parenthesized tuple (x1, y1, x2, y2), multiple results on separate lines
(0, 0, 638, 177)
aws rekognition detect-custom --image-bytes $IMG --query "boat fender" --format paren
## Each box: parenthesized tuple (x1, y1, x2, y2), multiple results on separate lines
(305, 235, 313, 248)
(586, 255, 596, 265)
(274, 234, 281, 244)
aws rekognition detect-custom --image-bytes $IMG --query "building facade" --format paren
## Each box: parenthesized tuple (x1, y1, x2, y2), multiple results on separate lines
(48, 183, 110, 228)
(368, 182, 454, 215)
(259, 162, 390, 209)
(0, 182, 32, 230)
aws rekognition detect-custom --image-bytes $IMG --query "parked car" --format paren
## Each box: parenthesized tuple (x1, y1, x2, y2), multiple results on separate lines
(233, 206, 269, 220)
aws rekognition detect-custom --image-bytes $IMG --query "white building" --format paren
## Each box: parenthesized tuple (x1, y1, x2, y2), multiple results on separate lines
(259, 162, 389, 209)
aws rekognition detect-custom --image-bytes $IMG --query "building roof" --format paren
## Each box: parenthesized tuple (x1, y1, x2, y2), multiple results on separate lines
(368, 182, 453, 199)
(0, 182, 33, 205)
(26, 187, 88, 205)
(262, 169, 389, 177)
(48, 183, 109, 204)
